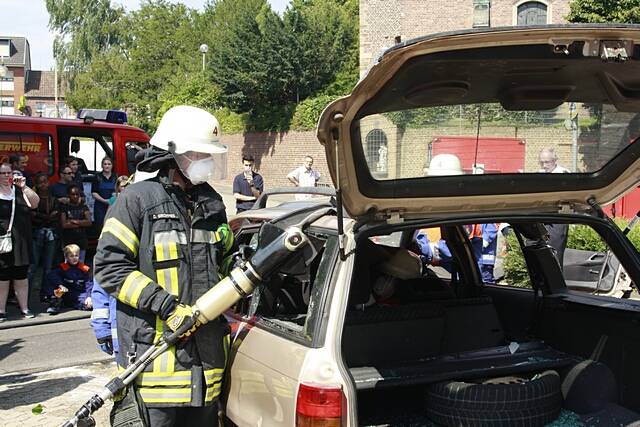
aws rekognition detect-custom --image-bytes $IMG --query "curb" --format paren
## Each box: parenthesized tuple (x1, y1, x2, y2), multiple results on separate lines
(0, 311, 91, 330)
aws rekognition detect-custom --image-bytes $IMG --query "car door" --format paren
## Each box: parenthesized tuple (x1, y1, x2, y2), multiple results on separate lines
(224, 226, 338, 426)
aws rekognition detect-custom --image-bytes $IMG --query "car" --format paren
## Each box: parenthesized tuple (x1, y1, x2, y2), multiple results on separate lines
(222, 25, 640, 427)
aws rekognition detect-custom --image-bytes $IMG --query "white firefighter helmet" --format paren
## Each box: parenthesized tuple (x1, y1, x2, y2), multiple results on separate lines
(150, 106, 227, 184)
(150, 105, 226, 154)
(427, 154, 464, 176)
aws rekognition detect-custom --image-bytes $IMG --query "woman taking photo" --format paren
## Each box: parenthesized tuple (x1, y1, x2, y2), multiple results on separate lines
(91, 156, 115, 229)
(0, 162, 39, 321)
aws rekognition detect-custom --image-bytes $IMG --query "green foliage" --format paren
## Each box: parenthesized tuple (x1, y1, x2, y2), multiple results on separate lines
(53, 0, 360, 132)
(157, 73, 220, 120)
(284, 0, 359, 100)
(567, 0, 640, 23)
(216, 108, 249, 134)
(210, 0, 297, 113)
(46, 0, 124, 74)
(386, 104, 548, 129)
(503, 232, 532, 288)
(31, 404, 44, 415)
(247, 104, 296, 132)
(566, 224, 608, 252)
(291, 95, 338, 130)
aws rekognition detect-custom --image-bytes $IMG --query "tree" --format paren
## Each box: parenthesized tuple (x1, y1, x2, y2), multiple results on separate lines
(157, 73, 220, 119)
(567, 0, 640, 23)
(46, 0, 124, 73)
(209, 0, 299, 113)
(285, 0, 359, 98)
(64, 0, 203, 131)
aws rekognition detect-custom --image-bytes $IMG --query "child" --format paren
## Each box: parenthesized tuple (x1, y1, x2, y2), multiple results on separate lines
(108, 175, 131, 205)
(42, 244, 93, 315)
(59, 184, 92, 263)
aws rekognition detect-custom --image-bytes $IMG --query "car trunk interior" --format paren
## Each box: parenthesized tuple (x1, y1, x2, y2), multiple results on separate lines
(341, 220, 640, 426)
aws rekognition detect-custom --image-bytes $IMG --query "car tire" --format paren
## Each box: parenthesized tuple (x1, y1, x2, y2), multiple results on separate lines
(425, 370, 563, 427)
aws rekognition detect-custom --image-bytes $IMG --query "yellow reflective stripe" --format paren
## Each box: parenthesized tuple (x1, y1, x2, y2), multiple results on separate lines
(155, 242, 166, 262)
(204, 368, 224, 385)
(154, 266, 177, 374)
(138, 387, 192, 403)
(205, 383, 222, 402)
(223, 334, 230, 367)
(168, 242, 178, 260)
(102, 218, 139, 256)
(118, 271, 153, 307)
(137, 371, 191, 386)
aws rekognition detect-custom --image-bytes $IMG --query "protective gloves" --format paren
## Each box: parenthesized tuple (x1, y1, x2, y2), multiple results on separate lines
(97, 336, 113, 355)
(165, 303, 199, 338)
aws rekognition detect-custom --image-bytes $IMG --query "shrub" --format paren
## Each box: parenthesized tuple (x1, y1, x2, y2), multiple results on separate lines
(290, 95, 338, 131)
(216, 108, 249, 134)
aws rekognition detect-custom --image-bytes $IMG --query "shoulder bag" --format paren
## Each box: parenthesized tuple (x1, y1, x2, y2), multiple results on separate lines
(0, 194, 15, 254)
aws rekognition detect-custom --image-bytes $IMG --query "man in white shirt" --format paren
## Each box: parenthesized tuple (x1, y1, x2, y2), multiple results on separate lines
(538, 147, 570, 173)
(287, 155, 321, 199)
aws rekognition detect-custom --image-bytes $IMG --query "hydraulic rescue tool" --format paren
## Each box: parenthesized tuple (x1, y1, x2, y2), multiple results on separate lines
(61, 207, 332, 427)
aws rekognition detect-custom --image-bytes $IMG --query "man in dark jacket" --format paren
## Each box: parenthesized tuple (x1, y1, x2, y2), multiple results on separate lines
(94, 106, 234, 426)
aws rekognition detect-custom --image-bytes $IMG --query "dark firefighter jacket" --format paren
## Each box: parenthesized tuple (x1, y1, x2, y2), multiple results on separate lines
(94, 177, 234, 407)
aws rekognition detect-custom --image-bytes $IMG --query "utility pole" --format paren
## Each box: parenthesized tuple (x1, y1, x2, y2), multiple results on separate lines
(54, 59, 59, 118)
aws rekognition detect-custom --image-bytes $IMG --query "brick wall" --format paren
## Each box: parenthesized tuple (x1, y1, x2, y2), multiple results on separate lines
(219, 131, 331, 190)
(360, 0, 571, 74)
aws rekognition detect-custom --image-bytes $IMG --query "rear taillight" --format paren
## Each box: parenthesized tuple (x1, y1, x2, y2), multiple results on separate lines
(296, 383, 344, 427)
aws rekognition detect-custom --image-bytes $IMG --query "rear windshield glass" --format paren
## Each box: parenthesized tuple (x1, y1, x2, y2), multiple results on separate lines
(356, 102, 636, 180)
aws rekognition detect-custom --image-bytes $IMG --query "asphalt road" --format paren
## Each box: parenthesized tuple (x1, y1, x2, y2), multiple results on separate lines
(0, 318, 110, 376)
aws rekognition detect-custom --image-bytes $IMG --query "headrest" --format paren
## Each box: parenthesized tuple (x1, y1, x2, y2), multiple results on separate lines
(379, 248, 423, 280)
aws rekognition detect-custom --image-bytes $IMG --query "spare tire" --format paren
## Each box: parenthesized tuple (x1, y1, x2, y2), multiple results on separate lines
(426, 370, 562, 427)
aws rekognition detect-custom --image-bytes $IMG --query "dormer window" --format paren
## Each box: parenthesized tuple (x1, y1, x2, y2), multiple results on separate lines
(0, 40, 9, 58)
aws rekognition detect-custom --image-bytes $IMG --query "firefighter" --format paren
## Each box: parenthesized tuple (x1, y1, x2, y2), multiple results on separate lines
(93, 105, 234, 426)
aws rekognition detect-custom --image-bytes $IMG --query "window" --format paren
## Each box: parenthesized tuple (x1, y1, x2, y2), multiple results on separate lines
(0, 132, 54, 176)
(68, 135, 114, 175)
(496, 221, 637, 299)
(0, 99, 13, 107)
(473, 0, 491, 27)
(0, 40, 9, 58)
(231, 227, 336, 344)
(517, 1, 548, 25)
(365, 129, 388, 176)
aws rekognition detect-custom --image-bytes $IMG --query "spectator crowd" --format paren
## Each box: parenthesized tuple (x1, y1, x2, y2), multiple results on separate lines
(0, 152, 130, 322)
(0, 151, 326, 324)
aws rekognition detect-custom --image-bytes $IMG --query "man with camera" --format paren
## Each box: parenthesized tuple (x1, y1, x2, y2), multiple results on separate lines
(232, 155, 264, 213)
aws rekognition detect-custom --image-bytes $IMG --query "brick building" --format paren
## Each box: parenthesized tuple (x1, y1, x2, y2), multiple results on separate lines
(354, 0, 576, 180)
(0, 36, 30, 115)
(0, 36, 71, 117)
(360, 0, 571, 74)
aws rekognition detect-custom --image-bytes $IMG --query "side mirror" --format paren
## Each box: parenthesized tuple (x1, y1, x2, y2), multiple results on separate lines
(70, 139, 80, 153)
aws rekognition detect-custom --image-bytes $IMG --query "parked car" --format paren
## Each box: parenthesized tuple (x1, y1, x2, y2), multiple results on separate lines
(222, 25, 640, 427)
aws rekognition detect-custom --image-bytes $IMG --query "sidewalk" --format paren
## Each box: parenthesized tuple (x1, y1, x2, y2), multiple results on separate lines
(0, 360, 115, 427)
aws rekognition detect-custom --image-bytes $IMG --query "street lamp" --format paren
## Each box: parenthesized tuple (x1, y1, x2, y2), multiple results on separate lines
(199, 44, 209, 72)
(0, 62, 8, 115)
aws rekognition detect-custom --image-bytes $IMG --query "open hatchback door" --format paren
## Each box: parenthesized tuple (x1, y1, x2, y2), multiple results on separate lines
(317, 25, 640, 221)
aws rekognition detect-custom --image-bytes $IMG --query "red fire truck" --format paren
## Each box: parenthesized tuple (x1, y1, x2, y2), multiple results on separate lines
(0, 110, 150, 183)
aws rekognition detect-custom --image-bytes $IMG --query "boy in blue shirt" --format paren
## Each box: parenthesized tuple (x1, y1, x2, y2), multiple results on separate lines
(41, 244, 93, 314)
